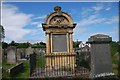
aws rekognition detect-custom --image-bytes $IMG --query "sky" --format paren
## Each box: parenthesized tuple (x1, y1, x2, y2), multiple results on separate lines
(1, 2, 119, 43)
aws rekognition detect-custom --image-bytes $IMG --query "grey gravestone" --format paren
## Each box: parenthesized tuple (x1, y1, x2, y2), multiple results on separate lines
(7, 46, 16, 64)
(26, 47, 34, 55)
(87, 34, 113, 78)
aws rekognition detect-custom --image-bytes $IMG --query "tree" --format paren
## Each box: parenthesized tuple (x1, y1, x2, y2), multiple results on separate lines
(40, 41, 46, 45)
(32, 41, 46, 48)
(17, 42, 30, 48)
(0, 25, 5, 38)
(0, 25, 5, 49)
(9, 41, 18, 46)
(73, 41, 81, 48)
(110, 41, 119, 56)
(2, 42, 8, 49)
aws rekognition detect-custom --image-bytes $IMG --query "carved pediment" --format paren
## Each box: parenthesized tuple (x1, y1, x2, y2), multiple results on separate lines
(42, 6, 76, 31)
(50, 16, 69, 25)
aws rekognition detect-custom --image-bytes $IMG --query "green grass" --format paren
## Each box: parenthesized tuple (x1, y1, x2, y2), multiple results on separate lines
(2, 62, 17, 70)
(110, 41, 119, 76)
(36, 54, 46, 68)
(13, 60, 30, 79)
(2, 60, 30, 80)
(113, 68, 118, 75)
(2, 54, 46, 79)
(112, 60, 119, 64)
(12, 54, 46, 79)
(2, 62, 18, 79)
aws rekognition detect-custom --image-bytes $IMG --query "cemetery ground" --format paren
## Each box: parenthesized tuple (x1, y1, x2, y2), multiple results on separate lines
(2, 53, 46, 80)
(2, 54, 119, 80)
(2, 60, 30, 80)
(1, 41, 120, 79)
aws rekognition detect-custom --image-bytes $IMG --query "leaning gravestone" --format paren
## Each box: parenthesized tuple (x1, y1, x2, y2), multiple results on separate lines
(87, 34, 114, 78)
(7, 46, 16, 64)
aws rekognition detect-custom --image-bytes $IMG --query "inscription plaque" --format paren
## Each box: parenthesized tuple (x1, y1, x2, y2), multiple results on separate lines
(52, 34, 67, 52)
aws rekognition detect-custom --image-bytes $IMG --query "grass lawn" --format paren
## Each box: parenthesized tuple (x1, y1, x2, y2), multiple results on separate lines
(13, 60, 30, 80)
(2, 61, 18, 79)
(2, 53, 46, 80)
(2, 60, 30, 80)
(2, 62, 17, 70)
(36, 54, 46, 68)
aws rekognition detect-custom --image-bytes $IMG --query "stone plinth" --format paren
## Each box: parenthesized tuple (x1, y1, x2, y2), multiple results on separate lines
(87, 34, 113, 78)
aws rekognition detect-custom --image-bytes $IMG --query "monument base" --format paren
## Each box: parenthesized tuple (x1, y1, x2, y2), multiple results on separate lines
(45, 53, 75, 71)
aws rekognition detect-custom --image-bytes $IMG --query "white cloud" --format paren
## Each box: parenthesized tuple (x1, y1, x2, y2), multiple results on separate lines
(78, 14, 107, 26)
(73, 26, 87, 36)
(81, 8, 94, 18)
(31, 15, 47, 28)
(2, 4, 33, 42)
(73, 14, 106, 36)
(81, 3, 112, 18)
(31, 22, 39, 25)
(33, 15, 46, 20)
(88, 27, 119, 41)
(31, 21, 42, 28)
(74, 14, 118, 37)
(92, 3, 103, 12)
(105, 7, 111, 11)
(105, 16, 119, 24)
(77, 15, 118, 28)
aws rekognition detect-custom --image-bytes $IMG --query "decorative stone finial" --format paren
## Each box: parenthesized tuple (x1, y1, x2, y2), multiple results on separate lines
(54, 6, 61, 12)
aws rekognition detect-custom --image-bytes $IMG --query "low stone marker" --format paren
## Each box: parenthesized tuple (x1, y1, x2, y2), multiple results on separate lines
(7, 46, 16, 64)
(87, 34, 114, 78)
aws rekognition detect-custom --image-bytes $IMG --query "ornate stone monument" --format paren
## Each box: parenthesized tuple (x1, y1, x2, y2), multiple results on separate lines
(42, 6, 76, 70)
(87, 34, 113, 78)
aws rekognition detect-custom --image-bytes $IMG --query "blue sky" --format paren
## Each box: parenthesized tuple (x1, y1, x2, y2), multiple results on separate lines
(1, 2, 119, 43)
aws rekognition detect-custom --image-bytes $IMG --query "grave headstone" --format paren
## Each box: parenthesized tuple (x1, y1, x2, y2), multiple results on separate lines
(26, 47, 34, 55)
(87, 34, 113, 78)
(7, 46, 16, 64)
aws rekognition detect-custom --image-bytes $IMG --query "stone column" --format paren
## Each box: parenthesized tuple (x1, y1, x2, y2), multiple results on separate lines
(45, 31, 52, 71)
(87, 34, 113, 78)
(69, 32, 73, 53)
(46, 32, 50, 54)
(69, 32, 75, 70)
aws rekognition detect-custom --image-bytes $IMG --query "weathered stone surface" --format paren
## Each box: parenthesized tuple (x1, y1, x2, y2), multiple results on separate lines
(7, 46, 16, 64)
(87, 34, 112, 43)
(16, 48, 45, 60)
(52, 34, 67, 52)
(88, 34, 113, 78)
(42, 6, 76, 71)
